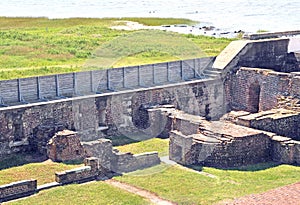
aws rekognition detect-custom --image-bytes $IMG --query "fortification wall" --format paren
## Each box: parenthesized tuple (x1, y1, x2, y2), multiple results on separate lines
(0, 76, 224, 157)
(0, 57, 214, 105)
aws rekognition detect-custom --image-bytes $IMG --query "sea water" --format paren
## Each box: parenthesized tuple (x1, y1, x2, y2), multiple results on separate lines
(0, 0, 299, 32)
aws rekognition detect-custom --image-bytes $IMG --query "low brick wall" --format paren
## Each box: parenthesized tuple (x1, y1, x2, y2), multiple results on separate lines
(55, 157, 99, 184)
(55, 166, 96, 184)
(115, 151, 160, 173)
(0, 180, 37, 202)
(201, 134, 271, 168)
(272, 139, 300, 164)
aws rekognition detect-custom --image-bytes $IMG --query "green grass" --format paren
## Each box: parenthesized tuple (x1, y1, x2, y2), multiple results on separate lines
(115, 138, 169, 157)
(116, 164, 300, 205)
(185, 34, 233, 56)
(257, 29, 269, 33)
(8, 181, 150, 205)
(119, 17, 197, 26)
(0, 17, 233, 80)
(0, 160, 81, 186)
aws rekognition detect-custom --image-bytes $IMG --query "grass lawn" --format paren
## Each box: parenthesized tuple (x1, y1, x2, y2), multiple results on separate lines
(115, 138, 169, 157)
(6, 181, 149, 205)
(0, 160, 81, 186)
(1, 140, 300, 204)
(116, 164, 300, 205)
(0, 17, 233, 80)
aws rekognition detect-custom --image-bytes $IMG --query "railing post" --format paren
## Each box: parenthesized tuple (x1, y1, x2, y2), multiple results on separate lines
(123, 67, 126, 88)
(180, 60, 184, 80)
(90, 70, 94, 92)
(152, 64, 155, 84)
(55, 74, 60, 97)
(73, 72, 77, 95)
(138, 66, 141, 86)
(17, 79, 21, 102)
(37, 76, 41, 99)
(193, 58, 196, 78)
(167, 62, 170, 82)
(107, 70, 110, 90)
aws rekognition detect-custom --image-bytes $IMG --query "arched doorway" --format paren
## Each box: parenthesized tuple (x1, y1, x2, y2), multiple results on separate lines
(248, 81, 261, 113)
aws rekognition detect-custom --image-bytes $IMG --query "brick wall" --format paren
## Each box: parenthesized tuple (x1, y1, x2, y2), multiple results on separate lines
(272, 140, 300, 164)
(83, 139, 160, 174)
(0, 57, 214, 105)
(200, 134, 271, 168)
(0, 74, 225, 157)
(0, 180, 37, 203)
(227, 67, 300, 112)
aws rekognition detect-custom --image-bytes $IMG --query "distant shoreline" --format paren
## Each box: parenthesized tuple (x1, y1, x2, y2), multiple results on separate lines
(0, 16, 242, 38)
(0, 0, 299, 32)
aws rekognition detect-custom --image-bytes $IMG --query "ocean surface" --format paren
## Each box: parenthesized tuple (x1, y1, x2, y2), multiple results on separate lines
(0, 0, 299, 32)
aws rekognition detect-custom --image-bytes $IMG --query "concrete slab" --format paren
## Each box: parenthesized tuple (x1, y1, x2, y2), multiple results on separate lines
(213, 40, 249, 70)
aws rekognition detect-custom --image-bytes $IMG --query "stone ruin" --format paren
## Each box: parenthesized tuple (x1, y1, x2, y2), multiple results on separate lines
(46, 129, 160, 174)
(0, 33, 300, 171)
(47, 130, 85, 162)
(157, 107, 300, 168)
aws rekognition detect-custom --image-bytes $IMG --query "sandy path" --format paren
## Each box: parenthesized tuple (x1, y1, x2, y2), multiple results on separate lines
(105, 179, 177, 205)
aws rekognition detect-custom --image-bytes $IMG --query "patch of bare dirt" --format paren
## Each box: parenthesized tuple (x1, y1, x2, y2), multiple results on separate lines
(105, 179, 177, 205)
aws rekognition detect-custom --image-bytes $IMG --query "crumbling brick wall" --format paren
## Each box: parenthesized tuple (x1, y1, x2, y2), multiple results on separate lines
(227, 67, 300, 112)
(169, 130, 272, 168)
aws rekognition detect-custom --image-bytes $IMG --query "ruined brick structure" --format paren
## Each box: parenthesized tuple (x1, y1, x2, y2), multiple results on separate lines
(0, 34, 300, 168)
(167, 37, 300, 167)
(47, 130, 85, 162)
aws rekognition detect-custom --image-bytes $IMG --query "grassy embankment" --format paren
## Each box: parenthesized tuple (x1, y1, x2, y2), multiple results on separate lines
(0, 17, 233, 80)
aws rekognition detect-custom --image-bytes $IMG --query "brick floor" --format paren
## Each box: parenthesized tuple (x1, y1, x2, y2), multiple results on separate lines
(222, 182, 300, 205)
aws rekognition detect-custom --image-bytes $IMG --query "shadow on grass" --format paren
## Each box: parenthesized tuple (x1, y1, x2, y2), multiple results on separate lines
(62, 159, 84, 165)
(105, 135, 140, 146)
(0, 152, 47, 170)
(225, 162, 282, 171)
